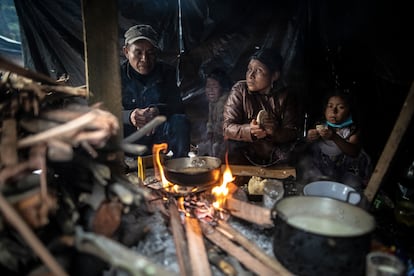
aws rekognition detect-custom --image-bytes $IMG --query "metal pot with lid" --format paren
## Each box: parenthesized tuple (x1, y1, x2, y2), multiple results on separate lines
(272, 196, 375, 276)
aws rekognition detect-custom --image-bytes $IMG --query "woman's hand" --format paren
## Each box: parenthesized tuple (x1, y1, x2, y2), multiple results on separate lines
(250, 119, 267, 139)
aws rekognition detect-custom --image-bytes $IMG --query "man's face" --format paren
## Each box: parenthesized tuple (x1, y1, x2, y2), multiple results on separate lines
(124, 40, 156, 75)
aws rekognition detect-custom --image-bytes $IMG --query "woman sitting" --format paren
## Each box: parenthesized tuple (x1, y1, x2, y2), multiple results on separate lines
(223, 48, 301, 166)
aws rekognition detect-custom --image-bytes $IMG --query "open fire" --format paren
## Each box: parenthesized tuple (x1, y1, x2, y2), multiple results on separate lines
(141, 143, 291, 276)
(151, 143, 234, 221)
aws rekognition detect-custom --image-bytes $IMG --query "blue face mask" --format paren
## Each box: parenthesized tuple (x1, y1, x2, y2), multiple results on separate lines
(326, 116, 353, 128)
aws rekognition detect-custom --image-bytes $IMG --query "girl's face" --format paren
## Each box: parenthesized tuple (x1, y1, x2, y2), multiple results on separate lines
(205, 78, 222, 102)
(245, 59, 279, 93)
(325, 96, 350, 124)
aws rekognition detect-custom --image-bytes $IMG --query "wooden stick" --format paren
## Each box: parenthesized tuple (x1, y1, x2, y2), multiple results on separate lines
(168, 201, 191, 276)
(0, 119, 18, 166)
(0, 193, 68, 276)
(0, 55, 58, 84)
(185, 216, 212, 276)
(222, 164, 296, 179)
(217, 220, 292, 275)
(201, 221, 275, 276)
(17, 111, 97, 148)
(364, 81, 414, 203)
(225, 197, 273, 228)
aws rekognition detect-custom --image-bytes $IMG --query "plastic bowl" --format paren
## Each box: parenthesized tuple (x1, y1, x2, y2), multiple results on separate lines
(303, 180, 361, 205)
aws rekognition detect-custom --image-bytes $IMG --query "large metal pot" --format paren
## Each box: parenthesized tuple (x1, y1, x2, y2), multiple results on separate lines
(272, 196, 375, 276)
(162, 156, 222, 186)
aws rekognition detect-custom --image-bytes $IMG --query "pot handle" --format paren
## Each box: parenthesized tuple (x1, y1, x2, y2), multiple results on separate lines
(345, 190, 361, 204)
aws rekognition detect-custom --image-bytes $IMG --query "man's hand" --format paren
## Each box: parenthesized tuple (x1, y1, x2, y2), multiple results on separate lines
(130, 107, 159, 129)
(144, 107, 159, 122)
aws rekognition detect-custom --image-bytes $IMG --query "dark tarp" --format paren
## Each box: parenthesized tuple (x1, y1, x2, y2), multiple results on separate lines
(12, 0, 414, 165)
(0, 35, 22, 66)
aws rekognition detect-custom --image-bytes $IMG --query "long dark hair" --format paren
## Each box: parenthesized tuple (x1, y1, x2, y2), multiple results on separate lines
(205, 68, 233, 91)
(249, 48, 283, 73)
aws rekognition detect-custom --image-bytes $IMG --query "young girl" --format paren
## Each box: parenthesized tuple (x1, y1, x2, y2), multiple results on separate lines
(198, 68, 232, 161)
(305, 90, 372, 190)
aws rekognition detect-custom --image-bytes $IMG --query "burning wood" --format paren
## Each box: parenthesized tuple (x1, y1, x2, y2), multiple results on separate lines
(145, 145, 292, 275)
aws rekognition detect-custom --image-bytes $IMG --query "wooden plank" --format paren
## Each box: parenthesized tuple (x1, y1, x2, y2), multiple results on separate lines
(216, 220, 292, 275)
(364, 81, 414, 203)
(201, 222, 275, 276)
(222, 164, 296, 179)
(168, 201, 191, 276)
(225, 197, 273, 228)
(185, 217, 212, 276)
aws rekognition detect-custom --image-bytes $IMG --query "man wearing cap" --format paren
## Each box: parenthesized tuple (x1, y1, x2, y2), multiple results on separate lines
(121, 24, 191, 157)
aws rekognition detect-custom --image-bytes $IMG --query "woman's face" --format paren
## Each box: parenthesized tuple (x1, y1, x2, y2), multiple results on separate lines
(205, 78, 222, 102)
(245, 59, 278, 93)
(325, 96, 350, 124)
(124, 40, 156, 75)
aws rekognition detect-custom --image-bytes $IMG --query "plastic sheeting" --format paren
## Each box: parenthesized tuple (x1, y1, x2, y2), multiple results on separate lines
(11, 0, 414, 161)
(14, 0, 306, 94)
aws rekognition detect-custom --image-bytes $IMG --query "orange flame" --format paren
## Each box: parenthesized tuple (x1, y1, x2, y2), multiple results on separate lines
(178, 197, 190, 217)
(212, 152, 234, 209)
(152, 143, 170, 188)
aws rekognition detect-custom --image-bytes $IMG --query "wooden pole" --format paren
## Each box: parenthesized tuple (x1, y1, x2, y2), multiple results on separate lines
(81, 0, 124, 163)
(364, 81, 414, 203)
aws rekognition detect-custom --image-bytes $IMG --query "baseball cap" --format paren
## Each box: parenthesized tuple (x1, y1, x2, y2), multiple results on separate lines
(124, 24, 159, 48)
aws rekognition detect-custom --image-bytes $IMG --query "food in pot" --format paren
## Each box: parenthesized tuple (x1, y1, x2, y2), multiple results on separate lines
(177, 167, 211, 174)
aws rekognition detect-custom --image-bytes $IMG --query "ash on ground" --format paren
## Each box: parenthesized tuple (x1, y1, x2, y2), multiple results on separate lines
(106, 202, 275, 276)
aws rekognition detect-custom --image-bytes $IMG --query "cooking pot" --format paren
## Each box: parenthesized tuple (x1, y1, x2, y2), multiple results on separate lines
(272, 196, 375, 276)
(162, 156, 222, 186)
(303, 180, 361, 205)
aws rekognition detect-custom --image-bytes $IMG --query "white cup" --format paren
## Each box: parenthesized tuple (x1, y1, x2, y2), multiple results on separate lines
(366, 251, 405, 276)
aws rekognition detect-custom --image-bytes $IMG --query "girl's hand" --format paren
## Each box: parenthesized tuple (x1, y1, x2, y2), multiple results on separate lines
(250, 119, 267, 139)
(318, 128, 334, 140)
(307, 129, 320, 141)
